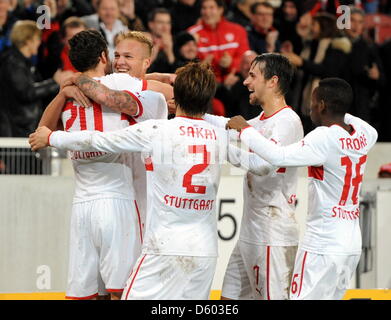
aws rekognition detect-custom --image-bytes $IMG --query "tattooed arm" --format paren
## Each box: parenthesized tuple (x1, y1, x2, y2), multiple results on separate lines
(74, 74, 139, 116)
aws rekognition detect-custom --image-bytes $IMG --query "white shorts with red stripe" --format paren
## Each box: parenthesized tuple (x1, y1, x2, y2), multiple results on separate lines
(121, 254, 217, 300)
(289, 249, 360, 300)
(66, 198, 143, 299)
(221, 241, 297, 300)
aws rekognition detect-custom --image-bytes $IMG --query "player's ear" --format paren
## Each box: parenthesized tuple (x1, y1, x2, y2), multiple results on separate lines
(143, 57, 152, 71)
(319, 99, 326, 114)
(100, 50, 108, 64)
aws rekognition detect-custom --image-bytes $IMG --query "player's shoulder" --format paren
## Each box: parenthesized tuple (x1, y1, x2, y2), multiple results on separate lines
(102, 72, 142, 85)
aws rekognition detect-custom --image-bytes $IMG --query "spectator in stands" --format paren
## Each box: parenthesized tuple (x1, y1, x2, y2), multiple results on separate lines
(282, 12, 352, 133)
(172, 31, 199, 70)
(147, 8, 176, 73)
(345, 6, 385, 123)
(188, 0, 250, 83)
(275, 0, 303, 54)
(247, 2, 281, 54)
(0, 21, 71, 137)
(82, 0, 128, 57)
(224, 50, 261, 118)
(39, 17, 87, 79)
(170, 0, 201, 35)
(118, 0, 145, 31)
(172, 30, 225, 116)
(134, 0, 175, 28)
(55, 0, 95, 25)
(226, 0, 257, 29)
(0, 0, 17, 56)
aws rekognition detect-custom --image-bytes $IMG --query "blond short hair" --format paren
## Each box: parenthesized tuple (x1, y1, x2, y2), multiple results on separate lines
(114, 31, 153, 57)
(10, 20, 41, 49)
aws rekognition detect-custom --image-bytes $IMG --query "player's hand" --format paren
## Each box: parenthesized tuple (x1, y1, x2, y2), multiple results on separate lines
(29, 126, 53, 152)
(59, 72, 82, 89)
(61, 85, 92, 109)
(226, 116, 250, 132)
(53, 69, 75, 87)
(167, 98, 176, 114)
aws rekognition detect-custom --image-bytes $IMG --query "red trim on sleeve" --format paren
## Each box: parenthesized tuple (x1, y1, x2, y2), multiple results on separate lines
(123, 90, 143, 119)
(65, 293, 99, 300)
(276, 168, 286, 173)
(124, 254, 147, 300)
(142, 79, 148, 91)
(239, 126, 252, 139)
(144, 156, 154, 172)
(47, 131, 54, 147)
(308, 166, 324, 181)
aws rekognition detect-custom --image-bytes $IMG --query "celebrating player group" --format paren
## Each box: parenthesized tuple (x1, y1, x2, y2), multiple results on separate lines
(28, 29, 377, 300)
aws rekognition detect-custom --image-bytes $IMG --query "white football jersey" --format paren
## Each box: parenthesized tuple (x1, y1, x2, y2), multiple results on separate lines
(240, 114, 378, 255)
(61, 73, 166, 203)
(204, 107, 304, 245)
(50, 116, 267, 257)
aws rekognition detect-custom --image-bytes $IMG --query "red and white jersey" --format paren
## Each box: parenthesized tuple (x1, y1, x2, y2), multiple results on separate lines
(204, 107, 304, 246)
(240, 114, 378, 255)
(50, 116, 267, 256)
(50, 116, 233, 257)
(61, 73, 166, 203)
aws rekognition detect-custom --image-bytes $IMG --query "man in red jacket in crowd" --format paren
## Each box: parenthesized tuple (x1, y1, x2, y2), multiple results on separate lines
(188, 0, 250, 83)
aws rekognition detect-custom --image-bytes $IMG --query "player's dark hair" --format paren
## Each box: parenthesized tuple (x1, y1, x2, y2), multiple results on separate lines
(68, 30, 108, 72)
(316, 78, 353, 115)
(174, 62, 216, 116)
(251, 53, 294, 96)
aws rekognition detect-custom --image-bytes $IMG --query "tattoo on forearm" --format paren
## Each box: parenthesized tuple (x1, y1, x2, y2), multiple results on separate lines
(75, 75, 138, 115)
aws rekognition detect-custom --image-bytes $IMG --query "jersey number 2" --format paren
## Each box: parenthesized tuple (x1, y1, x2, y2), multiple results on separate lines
(339, 155, 367, 206)
(183, 145, 210, 194)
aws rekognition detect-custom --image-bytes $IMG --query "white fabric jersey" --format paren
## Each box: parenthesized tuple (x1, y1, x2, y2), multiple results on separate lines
(61, 73, 165, 203)
(50, 116, 267, 257)
(240, 114, 378, 255)
(205, 107, 304, 245)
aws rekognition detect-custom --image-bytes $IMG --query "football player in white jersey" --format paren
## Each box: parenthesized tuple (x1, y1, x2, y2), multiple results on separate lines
(29, 62, 273, 300)
(36, 30, 169, 300)
(227, 78, 378, 300)
(203, 53, 304, 300)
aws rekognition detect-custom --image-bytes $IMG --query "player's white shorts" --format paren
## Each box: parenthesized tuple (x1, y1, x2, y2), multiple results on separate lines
(289, 249, 360, 300)
(65, 198, 143, 299)
(222, 241, 297, 300)
(121, 254, 217, 300)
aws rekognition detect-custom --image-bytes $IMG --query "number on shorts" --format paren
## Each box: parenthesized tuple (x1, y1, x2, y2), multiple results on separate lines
(291, 273, 299, 294)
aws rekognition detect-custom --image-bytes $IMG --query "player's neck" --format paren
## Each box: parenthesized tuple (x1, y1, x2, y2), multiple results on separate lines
(84, 66, 106, 78)
(175, 108, 203, 119)
(323, 115, 352, 133)
(261, 95, 287, 118)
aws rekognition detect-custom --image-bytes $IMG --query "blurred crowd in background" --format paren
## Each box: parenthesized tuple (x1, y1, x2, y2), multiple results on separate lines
(0, 0, 390, 141)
